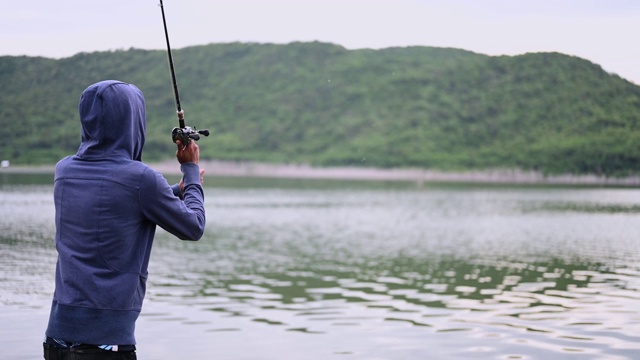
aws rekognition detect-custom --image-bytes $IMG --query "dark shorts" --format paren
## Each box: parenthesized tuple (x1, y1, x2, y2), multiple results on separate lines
(43, 343, 137, 360)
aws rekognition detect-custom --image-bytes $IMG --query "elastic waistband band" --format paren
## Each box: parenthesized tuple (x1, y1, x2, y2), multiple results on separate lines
(45, 337, 136, 352)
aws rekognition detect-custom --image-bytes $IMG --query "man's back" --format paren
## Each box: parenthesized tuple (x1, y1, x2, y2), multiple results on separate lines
(45, 80, 205, 350)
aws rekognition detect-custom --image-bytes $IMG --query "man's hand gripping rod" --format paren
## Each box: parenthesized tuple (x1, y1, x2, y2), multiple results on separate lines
(159, 0, 209, 144)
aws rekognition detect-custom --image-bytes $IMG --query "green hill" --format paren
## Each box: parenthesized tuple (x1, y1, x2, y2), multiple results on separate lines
(1, 42, 639, 176)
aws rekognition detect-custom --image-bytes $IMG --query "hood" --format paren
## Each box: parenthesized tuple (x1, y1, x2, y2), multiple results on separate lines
(76, 80, 146, 161)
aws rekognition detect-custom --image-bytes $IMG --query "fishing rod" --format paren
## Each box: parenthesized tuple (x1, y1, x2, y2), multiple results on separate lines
(159, 0, 209, 144)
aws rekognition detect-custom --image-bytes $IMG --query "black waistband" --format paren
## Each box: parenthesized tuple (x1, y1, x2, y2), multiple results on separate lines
(45, 337, 136, 352)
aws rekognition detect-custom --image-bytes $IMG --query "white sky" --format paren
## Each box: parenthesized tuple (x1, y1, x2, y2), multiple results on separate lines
(2, 0, 639, 84)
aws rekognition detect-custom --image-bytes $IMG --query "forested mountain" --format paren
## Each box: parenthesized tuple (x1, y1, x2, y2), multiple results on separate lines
(1, 42, 639, 176)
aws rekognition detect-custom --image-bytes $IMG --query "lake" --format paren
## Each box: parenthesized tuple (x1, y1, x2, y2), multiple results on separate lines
(1, 173, 640, 359)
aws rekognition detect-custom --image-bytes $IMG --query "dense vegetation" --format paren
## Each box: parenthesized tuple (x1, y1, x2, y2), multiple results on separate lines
(1, 42, 639, 176)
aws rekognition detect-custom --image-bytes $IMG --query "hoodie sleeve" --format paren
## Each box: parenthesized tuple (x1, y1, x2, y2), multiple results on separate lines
(139, 164, 205, 240)
(171, 183, 181, 198)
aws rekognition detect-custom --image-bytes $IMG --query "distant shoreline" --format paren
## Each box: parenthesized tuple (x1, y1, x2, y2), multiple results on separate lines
(4, 160, 639, 187)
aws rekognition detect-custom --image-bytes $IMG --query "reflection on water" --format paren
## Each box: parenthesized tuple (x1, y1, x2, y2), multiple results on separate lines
(2, 175, 640, 359)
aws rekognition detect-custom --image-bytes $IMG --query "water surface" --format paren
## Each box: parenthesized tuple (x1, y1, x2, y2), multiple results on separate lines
(1, 175, 640, 359)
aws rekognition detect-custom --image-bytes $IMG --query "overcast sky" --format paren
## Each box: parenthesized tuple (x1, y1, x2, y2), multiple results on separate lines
(2, 0, 638, 84)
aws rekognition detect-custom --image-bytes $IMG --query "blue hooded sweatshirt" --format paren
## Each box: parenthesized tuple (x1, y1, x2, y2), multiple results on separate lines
(45, 80, 205, 345)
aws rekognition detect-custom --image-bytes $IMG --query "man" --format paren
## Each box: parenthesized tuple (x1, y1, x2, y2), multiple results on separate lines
(44, 80, 206, 359)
